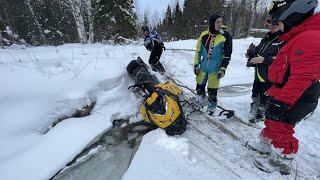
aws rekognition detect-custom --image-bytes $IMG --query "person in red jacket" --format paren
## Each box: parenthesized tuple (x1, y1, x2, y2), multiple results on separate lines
(248, 0, 320, 175)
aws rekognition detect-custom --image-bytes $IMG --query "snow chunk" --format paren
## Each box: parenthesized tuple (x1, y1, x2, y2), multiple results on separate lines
(44, 29, 51, 34)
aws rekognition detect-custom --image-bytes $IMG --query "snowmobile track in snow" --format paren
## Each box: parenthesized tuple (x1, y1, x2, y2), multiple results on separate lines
(186, 113, 258, 146)
(183, 116, 304, 179)
(183, 121, 263, 179)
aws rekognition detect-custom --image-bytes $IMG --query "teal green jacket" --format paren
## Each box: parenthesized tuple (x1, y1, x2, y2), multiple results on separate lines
(194, 30, 232, 74)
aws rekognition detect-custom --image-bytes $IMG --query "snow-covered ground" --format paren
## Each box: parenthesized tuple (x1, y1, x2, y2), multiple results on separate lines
(1, 36, 320, 180)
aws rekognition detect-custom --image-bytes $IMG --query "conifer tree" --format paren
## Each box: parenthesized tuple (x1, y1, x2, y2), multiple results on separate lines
(161, 6, 173, 40)
(142, 11, 150, 26)
(172, 2, 183, 40)
(112, 0, 138, 39)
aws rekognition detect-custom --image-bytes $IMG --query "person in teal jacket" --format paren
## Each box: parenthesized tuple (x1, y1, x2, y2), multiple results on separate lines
(194, 13, 233, 114)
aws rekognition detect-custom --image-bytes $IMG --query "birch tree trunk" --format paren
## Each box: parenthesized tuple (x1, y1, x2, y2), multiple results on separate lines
(250, 0, 260, 30)
(69, 0, 87, 43)
(0, 32, 4, 48)
(85, 0, 94, 43)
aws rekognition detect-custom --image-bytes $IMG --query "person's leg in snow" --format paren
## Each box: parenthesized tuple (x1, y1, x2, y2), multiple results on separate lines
(250, 96, 261, 120)
(196, 84, 206, 106)
(255, 120, 297, 175)
(249, 82, 272, 123)
(149, 49, 165, 73)
(254, 146, 294, 175)
(249, 80, 263, 123)
(259, 82, 272, 112)
(245, 134, 272, 155)
(254, 82, 320, 175)
(195, 71, 208, 106)
(205, 73, 219, 115)
(195, 72, 219, 115)
(207, 88, 218, 115)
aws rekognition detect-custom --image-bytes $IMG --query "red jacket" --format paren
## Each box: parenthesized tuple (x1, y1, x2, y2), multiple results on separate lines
(267, 13, 320, 106)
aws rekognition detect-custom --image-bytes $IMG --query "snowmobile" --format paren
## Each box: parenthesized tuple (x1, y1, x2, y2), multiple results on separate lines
(126, 57, 186, 136)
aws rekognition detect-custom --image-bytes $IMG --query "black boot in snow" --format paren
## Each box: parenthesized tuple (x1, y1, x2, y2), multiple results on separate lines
(150, 61, 165, 73)
(157, 62, 165, 73)
(249, 113, 263, 123)
(249, 97, 263, 123)
(250, 97, 260, 116)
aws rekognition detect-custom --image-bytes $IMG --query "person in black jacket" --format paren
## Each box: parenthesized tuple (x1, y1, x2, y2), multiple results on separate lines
(141, 26, 166, 73)
(246, 16, 285, 123)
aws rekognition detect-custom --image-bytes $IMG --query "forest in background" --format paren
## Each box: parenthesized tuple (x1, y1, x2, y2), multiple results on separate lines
(0, 0, 268, 46)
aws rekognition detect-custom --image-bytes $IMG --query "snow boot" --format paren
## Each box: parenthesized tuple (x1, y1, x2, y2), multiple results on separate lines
(206, 90, 218, 116)
(206, 101, 217, 116)
(150, 61, 165, 73)
(195, 94, 205, 107)
(249, 97, 263, 123)
(250, 97, 260, 116)
(245, 140, 271, 155)
(249, 113, 264, 123)
(195, 84, 206, 107)
(254, 148, 293, 175)
(157, 62, 165, 73)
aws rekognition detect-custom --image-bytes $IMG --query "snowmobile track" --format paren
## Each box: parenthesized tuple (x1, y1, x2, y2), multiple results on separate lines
(183, 123, 263, 179)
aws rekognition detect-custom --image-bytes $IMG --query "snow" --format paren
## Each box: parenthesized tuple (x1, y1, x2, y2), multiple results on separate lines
(123, 38, 320, 180)
(44, 29, 51, 34)
(5, 26, 13, 35)
(123, 130, 231, 180)
(0, 44, 142, 179)
(1, 36, 320, 180)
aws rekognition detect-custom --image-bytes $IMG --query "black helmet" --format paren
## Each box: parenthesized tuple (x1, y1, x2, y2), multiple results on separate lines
(269, 0, 318, 30)
(141, 25, 149, 32)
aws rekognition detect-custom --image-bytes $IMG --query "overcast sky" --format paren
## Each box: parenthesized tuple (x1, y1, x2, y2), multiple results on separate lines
(133, 0, 320, 27)
(134, 0, 184, 26)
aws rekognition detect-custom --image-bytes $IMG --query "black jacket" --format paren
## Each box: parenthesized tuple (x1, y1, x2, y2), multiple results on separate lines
(248, 32, 285, 82)
(221, 30, 233, 69)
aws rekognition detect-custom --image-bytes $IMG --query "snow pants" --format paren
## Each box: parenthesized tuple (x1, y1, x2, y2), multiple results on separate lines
(261, 82, 320, 156)
(149, 47, 165, 72)
(196, 70, 220, 89)
(196, 70, 219, 104)
(149, 48, 162, 65)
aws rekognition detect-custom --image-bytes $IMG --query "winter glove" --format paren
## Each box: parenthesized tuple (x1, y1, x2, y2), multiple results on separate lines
(217, 67, 226, 79)
(245, 43, 256, 59)
(161, 43, 166, 51)
(194, 64, 200, 75)
(265, 98, 289, 121)
(245, 43, 257, 67)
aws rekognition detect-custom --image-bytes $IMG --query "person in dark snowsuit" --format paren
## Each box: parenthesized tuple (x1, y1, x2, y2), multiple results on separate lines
(248, 0, 320, 175)
(246, 16, 285, 123)
(141, 26, 166, 73)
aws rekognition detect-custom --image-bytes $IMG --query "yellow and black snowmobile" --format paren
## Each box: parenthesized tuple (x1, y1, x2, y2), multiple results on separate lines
(127, 57, 186, 135)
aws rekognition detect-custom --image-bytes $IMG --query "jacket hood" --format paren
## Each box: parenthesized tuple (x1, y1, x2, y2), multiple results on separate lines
(209, 14, 222, 34)
(280, 13, 320, 41)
